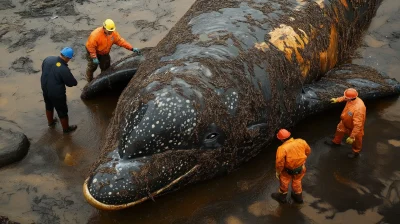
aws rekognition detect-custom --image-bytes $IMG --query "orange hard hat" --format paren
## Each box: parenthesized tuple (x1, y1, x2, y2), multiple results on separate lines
(277, 129, 291, 140)
(344, 88, 358, 99)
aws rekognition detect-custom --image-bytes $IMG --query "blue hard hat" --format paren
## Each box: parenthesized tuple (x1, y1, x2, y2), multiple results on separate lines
(60, 47, 74, 59)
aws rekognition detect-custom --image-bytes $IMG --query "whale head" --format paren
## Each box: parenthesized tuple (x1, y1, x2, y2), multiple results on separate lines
(82, 63, 263, 210)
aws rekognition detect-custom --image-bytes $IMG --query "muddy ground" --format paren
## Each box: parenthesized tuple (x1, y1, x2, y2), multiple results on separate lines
(0, 0, 400, 223)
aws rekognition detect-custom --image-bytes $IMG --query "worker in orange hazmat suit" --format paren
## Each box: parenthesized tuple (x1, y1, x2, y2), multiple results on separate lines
(325, 88, 366, 159)
(271, 129, 311, 204)
(85, 19, 141, 82)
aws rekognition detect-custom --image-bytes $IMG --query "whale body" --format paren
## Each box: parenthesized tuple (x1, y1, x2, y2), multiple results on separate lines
(82, 0, 400, 210)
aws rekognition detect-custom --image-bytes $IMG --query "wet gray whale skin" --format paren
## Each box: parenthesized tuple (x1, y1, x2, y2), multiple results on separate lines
(80, 47, 153, 100)
(83, 0, 400, 210)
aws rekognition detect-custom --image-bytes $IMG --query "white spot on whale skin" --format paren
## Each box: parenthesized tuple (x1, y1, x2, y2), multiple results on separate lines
(108, 192, 112, 195)
(93, 178, 97, 183)
(152, 124, 155, 128)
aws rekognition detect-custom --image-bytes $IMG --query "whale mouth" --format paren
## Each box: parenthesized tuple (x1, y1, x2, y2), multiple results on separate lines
(82, 165, 200, 210)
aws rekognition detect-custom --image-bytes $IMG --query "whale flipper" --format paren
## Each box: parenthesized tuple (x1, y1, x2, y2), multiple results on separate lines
(80, 47, 153, 100)
(297, 64, 400, 118)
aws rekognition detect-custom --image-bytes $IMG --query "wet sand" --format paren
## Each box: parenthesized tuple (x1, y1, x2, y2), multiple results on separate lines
(1, 0, 400, 223)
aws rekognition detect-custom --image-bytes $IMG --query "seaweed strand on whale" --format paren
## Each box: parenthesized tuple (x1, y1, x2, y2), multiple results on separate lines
(82, 0, 400, 210)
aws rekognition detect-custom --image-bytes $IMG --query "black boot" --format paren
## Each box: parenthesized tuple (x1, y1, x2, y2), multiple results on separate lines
(291, 192, 304, 204)
(46, 110, 58, 127)
(348, 152, 359, 159)
(60, 116, 77, 134)
(271, 192, 287, 203)
(324, 139, 341, 147)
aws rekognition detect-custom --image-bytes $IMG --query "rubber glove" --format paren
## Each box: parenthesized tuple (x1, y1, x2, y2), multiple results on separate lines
(93, 58, 99, 64)
(330, 98, 338, 103)
(346, 137, 355, 144)
(276, 171, 280, 180)
(132, 48, 141, 55)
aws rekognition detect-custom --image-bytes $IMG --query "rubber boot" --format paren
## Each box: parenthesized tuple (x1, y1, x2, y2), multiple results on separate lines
(291, 192, 304, 204)
(271, 192, 287, 203)
(324, 139, 341, 147)
(86, 70, 93, 82)
(348, 152, 359, 159)
(45, 110, 57, 127)
(60, 116, 77, 134)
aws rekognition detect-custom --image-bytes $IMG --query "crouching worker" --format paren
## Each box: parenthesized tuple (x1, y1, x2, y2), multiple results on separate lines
(271, 129, 311, 204)
(40, 47, 78, 133)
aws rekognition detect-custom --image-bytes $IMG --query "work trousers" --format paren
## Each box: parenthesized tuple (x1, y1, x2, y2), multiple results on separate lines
(43, 93, 68, 118)
(332, 121, 363, 153)
(85, 49, 111, 81)
(279, 166, 306, 194)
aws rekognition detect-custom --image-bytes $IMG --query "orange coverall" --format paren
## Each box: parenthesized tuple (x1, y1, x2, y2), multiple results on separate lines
(85, 27, 133, 59)
(276, 138, 311, 194)
(332, 97, 366, 153)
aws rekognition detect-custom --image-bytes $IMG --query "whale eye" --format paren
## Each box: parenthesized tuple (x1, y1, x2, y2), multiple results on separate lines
(206, 133, 218, 140)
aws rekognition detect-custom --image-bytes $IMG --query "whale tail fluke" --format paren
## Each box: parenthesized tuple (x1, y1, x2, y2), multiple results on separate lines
(297, 64, 400, 118)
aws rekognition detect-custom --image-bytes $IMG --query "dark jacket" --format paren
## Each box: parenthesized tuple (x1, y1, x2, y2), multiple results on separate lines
(41, 56, 77, 98)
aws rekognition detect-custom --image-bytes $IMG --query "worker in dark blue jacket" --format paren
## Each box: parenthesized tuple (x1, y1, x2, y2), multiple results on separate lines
(41, 47, 78, 133)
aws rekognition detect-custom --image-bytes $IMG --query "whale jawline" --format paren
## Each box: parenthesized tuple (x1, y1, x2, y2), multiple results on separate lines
(83, 165, 200, 210)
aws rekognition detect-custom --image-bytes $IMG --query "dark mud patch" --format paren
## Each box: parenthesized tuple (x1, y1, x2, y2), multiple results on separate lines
(32, 194, 74, 223)
(0, 30, 8, 39)
(10, 57, 39, 74)
(74, 15, 95, 26)
(50, 29, 91, 43)
(16, 0, 79, 18)
(129, 2, 173, 42)
(8, 29, 47, 53)
(0, 216, 20, 224)
(0, 70, 7, 77)
(132, 20, 168, 42)
(50, 28, 91, 59)
(390, 31, 400, 40)
(0, 0, 15, 10)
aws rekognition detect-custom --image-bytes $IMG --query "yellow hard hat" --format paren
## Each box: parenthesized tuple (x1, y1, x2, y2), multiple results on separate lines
(103, 19, 115, 31)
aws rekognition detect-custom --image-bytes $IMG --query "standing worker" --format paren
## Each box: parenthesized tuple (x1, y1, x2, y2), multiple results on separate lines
(325, 88, 366, 159)
(271, 129, 311, 204)
(41, 47, 78, 134)
(85, 19, 141, 82)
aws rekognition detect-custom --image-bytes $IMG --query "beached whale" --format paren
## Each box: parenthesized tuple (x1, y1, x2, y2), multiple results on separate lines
(82, 0, 400, 210)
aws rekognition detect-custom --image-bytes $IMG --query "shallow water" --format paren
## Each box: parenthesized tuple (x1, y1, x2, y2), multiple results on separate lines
(0, 0, 400, 223)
